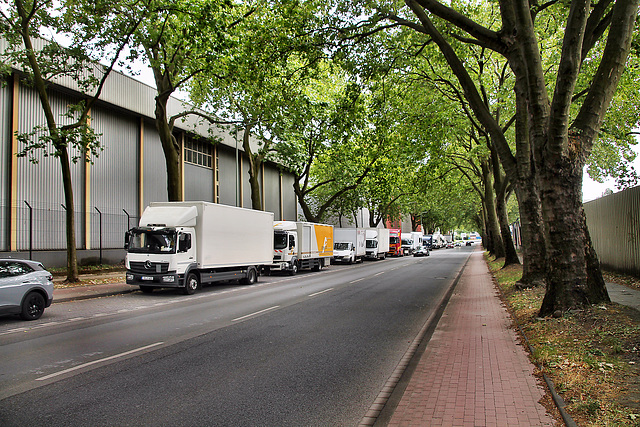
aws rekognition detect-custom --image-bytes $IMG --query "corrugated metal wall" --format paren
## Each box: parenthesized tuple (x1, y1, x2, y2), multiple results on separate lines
(242, 154, 253, 209)
(88, 107, 139, 248)
(217, 146, 238, 207)
(184, 163, 214, 202)
(264, 166, 281, 220)
(282, 173, 297, 220)
(142, 123, 168, 208)
(584, 186, 640, 276)
(16, 85, 85, 250)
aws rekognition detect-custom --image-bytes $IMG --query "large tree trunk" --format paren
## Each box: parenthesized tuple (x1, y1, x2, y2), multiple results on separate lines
(481, 161, 504, 258)
(154, 92, 182, 202)
(538, 141, 609, 316)
(59, 145, 79, 282)
(514, 184, 547, 288)
(495, 189, 520, 266)
(241, 126, 264, 211)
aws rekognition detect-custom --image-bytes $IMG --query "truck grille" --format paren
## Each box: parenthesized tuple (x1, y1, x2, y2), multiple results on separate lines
(129, 261, 170, 274)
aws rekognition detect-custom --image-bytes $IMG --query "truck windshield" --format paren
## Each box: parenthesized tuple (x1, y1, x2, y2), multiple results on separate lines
(366, 240, 377, 249)
(334, 242, 350, 250)
(390, 236, 399, 244)
(128, 229, 176, 254)
(274, 232, 288, 249)
(401, 239, 412, 246)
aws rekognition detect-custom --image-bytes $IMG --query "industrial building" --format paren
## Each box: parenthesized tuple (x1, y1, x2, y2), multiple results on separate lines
(1, 51, 297, 267)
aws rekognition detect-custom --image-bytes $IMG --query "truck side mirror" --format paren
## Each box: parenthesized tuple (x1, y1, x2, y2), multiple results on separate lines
(124, 231, 130, 250)
(179, 234, 192, 252)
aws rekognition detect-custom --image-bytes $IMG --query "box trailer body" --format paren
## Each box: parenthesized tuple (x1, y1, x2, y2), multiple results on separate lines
(400, 232, 423, 255)
(388, 228, 402, 256)
(270, 221, 334, 274)
(365, 228, 390, 260)
(332, 228, 366, 264)
(125, 202, 273, 294)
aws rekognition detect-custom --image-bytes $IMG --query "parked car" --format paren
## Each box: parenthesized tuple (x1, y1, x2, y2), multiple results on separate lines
(0, 259, 54, 320)
(413, 246, 430, 257)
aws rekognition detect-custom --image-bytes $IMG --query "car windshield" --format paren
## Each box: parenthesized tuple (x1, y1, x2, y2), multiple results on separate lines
(128, 229, 176, 254)
(334, 242, 350, 250)
(274, 233, 288, 249)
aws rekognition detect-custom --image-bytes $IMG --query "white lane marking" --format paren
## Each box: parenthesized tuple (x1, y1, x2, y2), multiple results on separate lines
(36, 342, 164, 381)
(309, 288, 333, 297)
(350, 278, 365, 284)
(232, 306, 280, 322)
(374, 272, 385, 276)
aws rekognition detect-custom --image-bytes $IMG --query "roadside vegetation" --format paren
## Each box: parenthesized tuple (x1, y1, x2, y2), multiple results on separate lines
(486, 254, 640, 426)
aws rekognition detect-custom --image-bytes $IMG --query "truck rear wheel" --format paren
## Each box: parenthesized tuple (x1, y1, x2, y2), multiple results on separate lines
(183, 272, 199, 295)
(240, 267, 257, 285)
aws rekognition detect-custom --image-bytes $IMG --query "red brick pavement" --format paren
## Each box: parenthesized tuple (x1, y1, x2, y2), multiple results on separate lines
(387, 250, 555, 426)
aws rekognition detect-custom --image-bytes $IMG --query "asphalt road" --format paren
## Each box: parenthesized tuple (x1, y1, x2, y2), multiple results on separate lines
(0, 247, 472, 426)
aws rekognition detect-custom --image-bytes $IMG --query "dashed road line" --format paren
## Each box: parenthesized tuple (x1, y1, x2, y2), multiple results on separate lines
(232, 306, 280, 322)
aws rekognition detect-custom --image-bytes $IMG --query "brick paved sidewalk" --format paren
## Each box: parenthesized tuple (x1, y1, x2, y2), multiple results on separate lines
(387, 250, 555, 426)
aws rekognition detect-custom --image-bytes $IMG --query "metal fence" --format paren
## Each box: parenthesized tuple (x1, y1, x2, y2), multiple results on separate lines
(584, 186, 640, 277)
(2, 202, 138, 253)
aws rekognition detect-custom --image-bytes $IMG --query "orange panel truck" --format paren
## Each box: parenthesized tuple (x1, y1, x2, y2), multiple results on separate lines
(268, 221, 334, 275)
(388, 228, 402, 257)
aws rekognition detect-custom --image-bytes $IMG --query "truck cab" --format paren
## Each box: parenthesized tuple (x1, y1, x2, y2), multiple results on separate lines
(125, 226, 196, 292)
(333, 242, 356, 264)
(273, 226, 299, 275)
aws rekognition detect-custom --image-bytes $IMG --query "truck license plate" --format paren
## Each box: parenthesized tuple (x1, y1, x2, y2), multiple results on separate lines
(141, 276, 153, 281)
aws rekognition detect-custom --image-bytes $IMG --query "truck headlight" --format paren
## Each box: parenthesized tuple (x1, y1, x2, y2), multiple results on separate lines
(126, 273, 134, 281)
(162, 275, 175, 283)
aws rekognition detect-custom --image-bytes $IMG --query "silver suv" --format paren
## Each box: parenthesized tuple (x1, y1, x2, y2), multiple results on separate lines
(0, 259, 54, 320)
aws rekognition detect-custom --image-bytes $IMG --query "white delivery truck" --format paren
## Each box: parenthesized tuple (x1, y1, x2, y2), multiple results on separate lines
(124, 202, 273, 294)
(269, 221, 334, 275)
(401, 231, 423, 255)
(332, 228, 366, 264)
(365, 228, 390, 260)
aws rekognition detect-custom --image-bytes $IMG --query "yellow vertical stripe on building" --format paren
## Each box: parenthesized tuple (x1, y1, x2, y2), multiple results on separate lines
(10, 74, 19, 251)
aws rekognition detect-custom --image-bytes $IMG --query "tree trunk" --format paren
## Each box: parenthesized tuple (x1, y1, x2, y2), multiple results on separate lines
(59, 145, 79, 282)
(482, 161, 504, 258)
(513, 184, 547, 288)
(538, 143, 609, 316)
(495, 190, 520, 266)
(241, 126, 264, 211)
(154, 92, 182, 202)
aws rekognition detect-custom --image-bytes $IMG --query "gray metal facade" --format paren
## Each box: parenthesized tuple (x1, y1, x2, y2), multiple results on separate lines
(1, 73, 298, 264)
(282, 173, 298, 220)
(584, 186, 640, 277)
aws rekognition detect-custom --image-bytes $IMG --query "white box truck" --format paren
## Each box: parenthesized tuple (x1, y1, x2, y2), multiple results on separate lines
(332, 228, 366, 264)
(365, 228, 390, 260)
(401, 232, 423, 255)
(124, 202, 274, 294)
(269, 221, 333, 275)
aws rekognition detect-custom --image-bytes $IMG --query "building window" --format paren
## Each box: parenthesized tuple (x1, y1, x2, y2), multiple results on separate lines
(184, 138, 213, 168)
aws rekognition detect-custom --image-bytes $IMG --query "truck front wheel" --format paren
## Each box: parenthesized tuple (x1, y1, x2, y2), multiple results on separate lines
(183, 272, 199, 295)
(288, 261, 298, 276)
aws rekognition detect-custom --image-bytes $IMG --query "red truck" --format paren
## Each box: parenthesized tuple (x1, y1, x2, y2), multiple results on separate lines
(388, 228, 402, 256)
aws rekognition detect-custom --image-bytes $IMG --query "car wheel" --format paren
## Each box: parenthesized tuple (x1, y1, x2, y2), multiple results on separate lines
(241, 267, 257, 285)
(20, 291, 46, 321)
(183, 272, 199, 295)
(140, 285, 154, 294)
